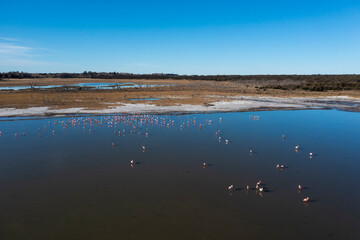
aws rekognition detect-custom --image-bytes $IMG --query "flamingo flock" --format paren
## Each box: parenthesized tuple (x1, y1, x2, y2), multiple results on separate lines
(224, 131, 312, 203)
(1, 114, 314, 205)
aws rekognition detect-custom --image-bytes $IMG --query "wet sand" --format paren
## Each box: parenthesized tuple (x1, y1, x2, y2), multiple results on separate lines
(0, 96, 360, 117)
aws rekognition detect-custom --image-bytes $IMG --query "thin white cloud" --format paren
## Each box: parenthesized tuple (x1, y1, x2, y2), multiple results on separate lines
(0, 36, 18, 41)
(0, 43, 33, 55)
(0, 38, 54, 70)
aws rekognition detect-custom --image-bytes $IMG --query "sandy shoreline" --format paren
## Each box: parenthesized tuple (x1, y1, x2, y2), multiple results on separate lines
(0, 96, 359, 117)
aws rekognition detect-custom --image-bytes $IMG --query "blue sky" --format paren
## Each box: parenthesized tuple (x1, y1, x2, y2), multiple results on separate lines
(0, 0, 359, 74)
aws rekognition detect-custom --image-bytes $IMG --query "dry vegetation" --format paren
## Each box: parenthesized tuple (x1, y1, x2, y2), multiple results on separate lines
(0, 78, 359, 110)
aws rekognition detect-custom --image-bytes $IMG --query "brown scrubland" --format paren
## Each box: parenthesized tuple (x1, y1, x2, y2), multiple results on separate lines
(0, 77, 359, 110)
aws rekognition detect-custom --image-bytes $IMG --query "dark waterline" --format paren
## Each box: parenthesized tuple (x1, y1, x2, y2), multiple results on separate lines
(0, 110, 359, 240)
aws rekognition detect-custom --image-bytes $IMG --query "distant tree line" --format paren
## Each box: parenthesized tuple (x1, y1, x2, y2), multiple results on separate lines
(1, 71, 359, 83)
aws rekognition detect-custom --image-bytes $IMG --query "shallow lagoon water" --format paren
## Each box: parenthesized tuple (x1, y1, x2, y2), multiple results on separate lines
(128, 98, 160, 101)
(0, 82, 166, 91)
(0, 110, 359, 239)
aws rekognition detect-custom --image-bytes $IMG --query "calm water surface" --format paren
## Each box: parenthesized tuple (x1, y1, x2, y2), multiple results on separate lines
(0, 110, 359, 240)
(0, 82, 166, 91)
(128, 98, 160, 101)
